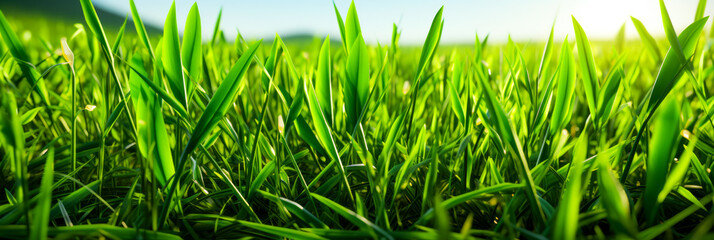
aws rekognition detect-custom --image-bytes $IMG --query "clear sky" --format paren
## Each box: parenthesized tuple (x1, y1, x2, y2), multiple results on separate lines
(93, 0, 710, 44)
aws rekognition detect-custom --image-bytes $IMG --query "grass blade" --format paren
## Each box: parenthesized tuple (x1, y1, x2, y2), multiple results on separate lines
(129, 55, 175, 186)
(572, 16, 599, 121)
(182, 2, 202, 99)
(643, 97, 680, 226)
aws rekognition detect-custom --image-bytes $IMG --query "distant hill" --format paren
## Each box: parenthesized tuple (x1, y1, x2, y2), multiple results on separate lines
(0, 0, 161, 34)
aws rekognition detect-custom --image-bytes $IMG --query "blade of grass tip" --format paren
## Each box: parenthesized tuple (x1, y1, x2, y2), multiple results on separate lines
(596, 147, 637, 237)
(572, 16, 599, 123)
(615, 23, 626, 54)
(448, 57, 466, 126)
(643, 97, 680, 226)
(550, 37, 576, 136)
(129, 55, 175, 186)
(695, 0, 707, 20)
(316, 37, 333, 125)
(536, 22, 555, 83)
(182, 2, 202, 100)
(660, 0, 687, 65)
(261, 35, 283, 91)
(630, 17, 663, 62)
(595, 56, 625, 128)
(80, 0, 135, 131)
(161, 40, 262, 227)
(622, 16, 707, 183)
(129, 0, 155, 59)
(552, 132, 587, 240)
(333, 1, 347, 52)
(304, 78, 355, 201)
(111, 15, 128, 55)
(477, 70, 547, 227)
(210, 8, 222, 45)
(404, 6, 443, 143)
(659, 0, 700, 89)
(30, 146, 54, 240)
(162, 1, 188, 109)
(311, 193, 392, 240)
(344, 34, 369, 130)
(344, 1, 362, 53)
(0, 9, 50, 107)
(126, 60, 189, 119)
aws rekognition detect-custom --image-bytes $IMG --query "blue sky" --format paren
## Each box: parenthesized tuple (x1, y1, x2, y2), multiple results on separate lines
(94, 0, 709, 44)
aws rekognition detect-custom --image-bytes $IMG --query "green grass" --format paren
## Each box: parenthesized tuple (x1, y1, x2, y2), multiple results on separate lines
(2, 0, 714, 239)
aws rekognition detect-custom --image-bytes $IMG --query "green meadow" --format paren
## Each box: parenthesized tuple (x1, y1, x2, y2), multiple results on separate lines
(1, 0, 714, 239)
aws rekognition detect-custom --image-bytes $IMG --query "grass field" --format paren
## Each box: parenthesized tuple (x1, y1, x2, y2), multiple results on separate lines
(1, 0, 714, 239)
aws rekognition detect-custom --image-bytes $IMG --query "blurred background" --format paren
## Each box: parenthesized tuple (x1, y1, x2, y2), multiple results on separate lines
(0, 0, 709, 44)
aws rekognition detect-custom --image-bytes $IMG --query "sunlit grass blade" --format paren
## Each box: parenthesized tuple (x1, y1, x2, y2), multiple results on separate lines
(161, 40, 263, 226)
(344, 1, 362, 53)
(622, 17, 707, 183)
(643, 97, 680, 226)
(129, 55, 174, 186)
(550, 37, 576, 135)
(404, 6, 443, 142)
(129, 0, 155, 58)
(182, 2, 202, 99)
(630, 17, 662, 62)
(448, 58, 465, 126)
(316, 37, 333, 125)
(344, 34, 369, 130)
(162, 1, 188, 109)
(304, 78, 354, 201)
(572, 16, 599, 120)
(476, 73, 546, 227)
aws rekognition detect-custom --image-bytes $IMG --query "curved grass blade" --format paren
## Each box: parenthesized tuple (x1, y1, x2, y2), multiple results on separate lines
(572, 16, 599, 121)
(129, 55, 175, 186)
(404, 6, 444, 142)
(477, 71, 546, 227)
(622, 17, 707, 183)
(182, 2, 202, 99)
(129, 0, 155, 59)
(311, 193, 392, 240)
(305, 78, 354, 201)
(316, 37, 333, 125)
(550, 37, 576, 135)
(344, 1, 362, 54)
(448, 58, 465, 125)
(162, 1, 188, 109)
(630, 17, 662, 62)
(344, 34, 369, 130)
(161, 40, 263, 226)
